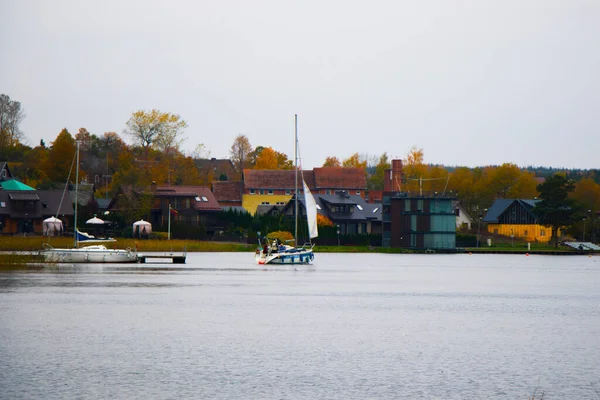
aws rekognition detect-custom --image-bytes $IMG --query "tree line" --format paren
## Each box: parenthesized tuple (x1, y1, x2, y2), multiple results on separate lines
(2, 94, 600, 242)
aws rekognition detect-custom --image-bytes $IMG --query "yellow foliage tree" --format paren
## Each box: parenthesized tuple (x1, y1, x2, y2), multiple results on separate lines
(342, 153, 367, 169)
(322, 156, 341, 167)
(255, 147, 279, 169)
(316, 214, 334, 227)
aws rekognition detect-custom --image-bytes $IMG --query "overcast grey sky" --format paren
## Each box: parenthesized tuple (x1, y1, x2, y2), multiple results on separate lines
(2, 0, 599, 169)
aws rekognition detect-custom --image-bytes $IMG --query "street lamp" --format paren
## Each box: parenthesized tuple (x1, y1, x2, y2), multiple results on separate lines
(336, 225, 340, 246)
(583, 209, 590, 242)
(477, 208, 487, 248)
(477, 215, 482, 248)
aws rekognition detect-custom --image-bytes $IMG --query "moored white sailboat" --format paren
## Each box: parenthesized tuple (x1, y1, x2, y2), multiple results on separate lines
(41, 141, 138, 263)
(255, 115, 318, 265)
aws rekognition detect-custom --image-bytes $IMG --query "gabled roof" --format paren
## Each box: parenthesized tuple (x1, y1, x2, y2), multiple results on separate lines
(0, 162, 13, 180)
(313, 167, 366, 189)
(0, 179, 35, 191)
(212, 181, 242, 202)
(243, 169, 315, 189)
(483, 199, 539, 223)
(452, 200, 474, 221)
(255, 204, 284, 217)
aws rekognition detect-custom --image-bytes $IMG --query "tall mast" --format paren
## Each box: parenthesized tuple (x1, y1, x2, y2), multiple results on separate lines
(74, 141, 79, 248)
(294, 114, 298, 247)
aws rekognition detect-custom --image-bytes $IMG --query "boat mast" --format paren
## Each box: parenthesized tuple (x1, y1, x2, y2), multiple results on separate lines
(74, 141, 79, 248)
(294, 114, 298, 247)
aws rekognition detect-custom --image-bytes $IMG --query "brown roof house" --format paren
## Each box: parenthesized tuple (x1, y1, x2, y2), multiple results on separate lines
(149, 184, 222, 237)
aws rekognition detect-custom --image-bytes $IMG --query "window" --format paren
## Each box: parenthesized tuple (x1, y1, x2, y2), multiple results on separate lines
(249, 189, 255, 195)
(0, 202, 5, 208)
(356, 190, 360, 195)
(185, 198, 190, 208)
(276, 201, 285, 205)
(261, 201, 270, 205)
(540, 229, 546, 237)
(259, 189, 265, 195)
(195, 196, 201, 201)
(285, 189, 291, 195)
(202, 196, 208, 202)
(268, 189, 274, 195)
(356, 204, 363, 211)
(524, 230, 528, 236)
(316, 204, 322, 210)
(95, 175, 100, 183)
(326, 190, 331, 195)
(373, 207, 379, 213)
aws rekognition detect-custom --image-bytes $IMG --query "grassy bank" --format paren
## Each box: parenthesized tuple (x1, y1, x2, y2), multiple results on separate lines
(0, 236, 586, 255)
(0, 236, 256, 253)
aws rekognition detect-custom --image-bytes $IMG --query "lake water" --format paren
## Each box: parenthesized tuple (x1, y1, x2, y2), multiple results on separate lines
(1, 253, 599, 399)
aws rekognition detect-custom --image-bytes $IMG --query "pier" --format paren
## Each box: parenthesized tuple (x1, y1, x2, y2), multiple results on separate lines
(137, 253, 187, 264)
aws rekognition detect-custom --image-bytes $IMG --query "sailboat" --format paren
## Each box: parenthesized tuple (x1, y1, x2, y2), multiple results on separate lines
(255, 115, 318, 265)
(41, 141, 139, 263)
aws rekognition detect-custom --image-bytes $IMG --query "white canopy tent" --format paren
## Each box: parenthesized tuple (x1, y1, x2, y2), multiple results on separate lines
(133, 219, 152, 237)
(43, 217, 63, 236)
(86, 216, 105, 225)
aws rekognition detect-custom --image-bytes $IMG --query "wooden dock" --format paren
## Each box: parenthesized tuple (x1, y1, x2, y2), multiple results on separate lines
(138, 253, 187, 264)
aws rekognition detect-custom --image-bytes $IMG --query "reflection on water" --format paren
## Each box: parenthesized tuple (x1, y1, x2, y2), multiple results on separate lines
(1, 253, 600, 399)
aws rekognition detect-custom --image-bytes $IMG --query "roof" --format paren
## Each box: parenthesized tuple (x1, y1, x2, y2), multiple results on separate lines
(0, 190, 73, 218)
(154, 185, 221, 211)
(212, 181, 242, 202)
(283, 191, 379, 222)
(0, 162, 13, 180)
(255, 204, 284, 216)
(38, 190, 75, 217)
(483, 199, 539, 223)
(9, 192, 40, 201)
(313, 167, 366, 189)
(243, 169, 315, 189)
(0, 179, 35, 191)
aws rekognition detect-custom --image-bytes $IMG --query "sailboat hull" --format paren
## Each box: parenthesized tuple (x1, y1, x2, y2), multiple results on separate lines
(41, 245, 139, 263)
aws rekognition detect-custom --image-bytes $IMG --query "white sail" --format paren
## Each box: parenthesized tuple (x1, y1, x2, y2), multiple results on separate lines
(303, 179, 318, 239)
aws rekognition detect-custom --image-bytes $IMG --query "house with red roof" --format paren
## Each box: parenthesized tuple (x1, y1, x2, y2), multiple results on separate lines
(242, 167, 366, 215)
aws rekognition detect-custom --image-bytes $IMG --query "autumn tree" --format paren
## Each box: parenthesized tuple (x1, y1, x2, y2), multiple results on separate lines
(0, 94, 26, 147)
(124, 109, 188, 154)
(342, 153, 367, 169)
(367, 153, 390, 190)
(254, 147, 279, 169)
(322, 156, 341, 167)
(43, 129, 77, 185)
(230, 134, 253, 178)
(403, 146, 426, 194)
(533, 174, 578, 248)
